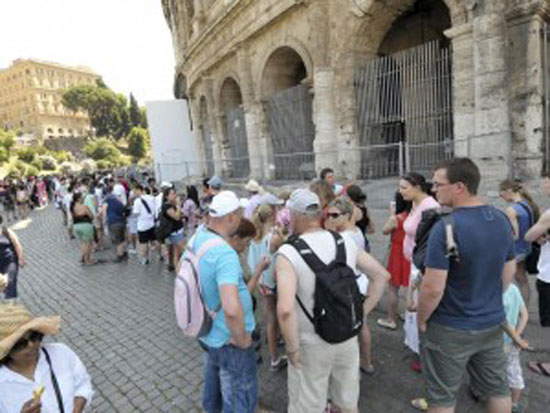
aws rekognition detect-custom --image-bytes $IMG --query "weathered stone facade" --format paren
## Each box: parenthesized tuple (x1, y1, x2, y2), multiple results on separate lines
(162, 0, 550, 181)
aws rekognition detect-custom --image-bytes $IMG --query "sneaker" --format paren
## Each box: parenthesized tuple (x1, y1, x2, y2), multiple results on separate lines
(113, 255, 125, 263)
(167, 264, 175, 272)
(377, 318, 397, 330)
(128, 248, 137, 255)
(139, 257, 150, 265)
(270, 356, 288, 371)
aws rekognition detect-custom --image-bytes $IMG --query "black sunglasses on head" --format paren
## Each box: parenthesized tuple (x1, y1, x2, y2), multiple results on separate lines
(11, 331, 44, 353)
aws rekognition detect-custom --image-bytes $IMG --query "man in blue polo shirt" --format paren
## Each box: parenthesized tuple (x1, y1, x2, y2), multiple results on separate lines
(418, 158, 516, 413)
(190, 190, 256, 413)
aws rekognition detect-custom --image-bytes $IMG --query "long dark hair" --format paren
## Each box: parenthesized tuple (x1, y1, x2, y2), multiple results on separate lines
(499, 179, 540, 222)
(71, 192, 83, 213)
(395, 191, 412, 214)
(187, 185, 199, 207)
(402, 172, 434, 196)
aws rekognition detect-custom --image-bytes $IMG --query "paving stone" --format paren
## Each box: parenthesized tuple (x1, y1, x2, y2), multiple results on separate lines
(13, 205, 550, 412)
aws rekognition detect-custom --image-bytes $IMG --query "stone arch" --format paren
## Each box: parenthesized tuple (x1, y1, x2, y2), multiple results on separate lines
(257, 39, 314, 98)
(260, 45, 316, 180)
(199, 95, 215, 176)
(219, 77, 250, 178)
(352, 0, 457, 178)
(352, 0, 467, 56)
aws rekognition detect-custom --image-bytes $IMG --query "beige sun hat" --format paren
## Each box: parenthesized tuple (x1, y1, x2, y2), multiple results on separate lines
(0, 303, 60, 361)
(244, 179, 264, 194)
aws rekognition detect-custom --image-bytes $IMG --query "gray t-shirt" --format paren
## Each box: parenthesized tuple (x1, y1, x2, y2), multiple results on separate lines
(277, 230, 359, 345)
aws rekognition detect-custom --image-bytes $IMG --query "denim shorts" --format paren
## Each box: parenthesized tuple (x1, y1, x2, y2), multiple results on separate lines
(167, 229, 185, 245)
(420, 322, 509, 407)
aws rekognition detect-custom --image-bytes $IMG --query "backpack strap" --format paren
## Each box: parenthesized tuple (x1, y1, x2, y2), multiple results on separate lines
(441, 214, 459, 260)
(195, 237, 226, 260)
(330, 231, 347, 264)
(288, 236, 327, 273)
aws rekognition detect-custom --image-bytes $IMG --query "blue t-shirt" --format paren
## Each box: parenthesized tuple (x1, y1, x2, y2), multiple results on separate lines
(192, 228, 255, 348)
(425, 205, 515, 330)
(104, 194, 126, 225)
(511, 201, 533, 257)
(503, 283, 525, 344)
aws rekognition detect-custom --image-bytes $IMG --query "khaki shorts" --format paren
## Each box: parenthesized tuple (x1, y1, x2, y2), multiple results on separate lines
(421, 322, 509, 408)
(288, 337, 359, 413)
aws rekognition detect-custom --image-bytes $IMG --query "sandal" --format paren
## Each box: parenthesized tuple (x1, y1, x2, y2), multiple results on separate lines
(528, 361, 550, 377)
(377, 318, 397, 330)
(411, 398, 428, 411)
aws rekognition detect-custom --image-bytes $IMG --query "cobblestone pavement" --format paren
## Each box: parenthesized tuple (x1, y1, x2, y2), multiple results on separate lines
(11, 205, 550, 412)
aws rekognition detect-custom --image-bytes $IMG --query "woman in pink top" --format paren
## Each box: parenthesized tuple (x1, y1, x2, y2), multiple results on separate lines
(399, 172, 439, 371)
(401, 173, 439, 263)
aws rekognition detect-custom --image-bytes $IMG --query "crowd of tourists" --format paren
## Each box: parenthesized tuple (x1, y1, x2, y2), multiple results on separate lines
(1, 157, 550, 412)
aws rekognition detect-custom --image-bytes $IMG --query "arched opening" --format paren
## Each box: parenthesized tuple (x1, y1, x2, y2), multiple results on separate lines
(220, 78, 249, 178)
(199, 96, 215, 176)
(355, 0, 453, 178)
(261, 47, 314, 180)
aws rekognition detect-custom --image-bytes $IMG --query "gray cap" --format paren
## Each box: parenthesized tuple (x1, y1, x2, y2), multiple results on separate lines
(208, 176, 224, 189)
(287, 189, 321, 214)
(260, 193, 284, 206)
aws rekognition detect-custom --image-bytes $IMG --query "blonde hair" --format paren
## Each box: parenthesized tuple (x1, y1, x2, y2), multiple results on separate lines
(499, 179, 540, 221)
(310, 179, 335, 208)
(251, 204, 275, 241)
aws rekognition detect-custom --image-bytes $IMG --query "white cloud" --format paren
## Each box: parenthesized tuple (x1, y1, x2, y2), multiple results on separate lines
(0, 0, 175, 104)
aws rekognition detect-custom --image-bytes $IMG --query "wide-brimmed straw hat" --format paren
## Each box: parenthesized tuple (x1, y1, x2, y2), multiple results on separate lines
(0, 303, 60, 361)
(244, 179, 263, 194)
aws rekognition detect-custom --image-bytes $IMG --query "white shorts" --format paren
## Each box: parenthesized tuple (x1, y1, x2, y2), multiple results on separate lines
(505, 344, 525, 390)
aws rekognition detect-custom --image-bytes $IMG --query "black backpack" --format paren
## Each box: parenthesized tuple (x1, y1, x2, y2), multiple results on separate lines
(287, 231, 364, 344)
(412, 207, 459, 273)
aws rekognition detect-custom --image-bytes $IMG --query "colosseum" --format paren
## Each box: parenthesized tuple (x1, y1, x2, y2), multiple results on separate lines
(162, 0, 550, 184)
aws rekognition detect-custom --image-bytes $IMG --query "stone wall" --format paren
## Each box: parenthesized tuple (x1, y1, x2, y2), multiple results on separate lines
(163, 0, 550, 182)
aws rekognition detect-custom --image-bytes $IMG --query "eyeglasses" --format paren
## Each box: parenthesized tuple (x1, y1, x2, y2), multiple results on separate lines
(327, 212, 345, 220)
(11, 331, 44, 353)
(432, 182, 452, 189)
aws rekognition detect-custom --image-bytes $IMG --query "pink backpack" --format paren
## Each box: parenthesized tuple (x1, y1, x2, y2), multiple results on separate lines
(174, 236, 225, 338)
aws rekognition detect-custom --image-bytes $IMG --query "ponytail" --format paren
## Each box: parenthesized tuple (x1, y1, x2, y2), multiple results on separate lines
(251, 204, 273, 241)
(500, 179, 540, 221)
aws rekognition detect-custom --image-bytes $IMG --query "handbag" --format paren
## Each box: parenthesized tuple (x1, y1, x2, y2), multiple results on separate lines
(42, 348, 65, 413)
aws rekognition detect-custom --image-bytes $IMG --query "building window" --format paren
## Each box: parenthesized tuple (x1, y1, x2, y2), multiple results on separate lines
(47, 128, 53, 133)
(58, 128, 63, 134)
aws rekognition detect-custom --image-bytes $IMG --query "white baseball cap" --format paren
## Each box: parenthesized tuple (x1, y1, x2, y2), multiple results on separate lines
(287, 188, 321, 215)
(260, 193, 284, 206)
(209, 191, 241, 217)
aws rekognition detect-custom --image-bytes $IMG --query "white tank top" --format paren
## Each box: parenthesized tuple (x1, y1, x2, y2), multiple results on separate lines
(537, 242, 550, 283)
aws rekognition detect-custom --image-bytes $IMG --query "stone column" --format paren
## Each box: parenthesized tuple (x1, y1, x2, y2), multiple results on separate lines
(506, 5, 546, 178)
(237, 46, 265, 180)
(470, 2, 513, 185)
(204, 78, 223, 176)
(444, 23, 475, 159)
(312, 67, 338, 175)
(188, 97, 207, 176)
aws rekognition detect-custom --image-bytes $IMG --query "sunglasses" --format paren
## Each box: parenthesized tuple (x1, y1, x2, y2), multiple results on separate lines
(11, 331, 44, 353)
(327, 212, 345, 220)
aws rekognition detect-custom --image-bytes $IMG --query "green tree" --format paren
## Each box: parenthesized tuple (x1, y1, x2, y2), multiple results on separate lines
(62, 85, 130, 139)
(0, 129, 16, 154)
(140, 107, 148, 129)
(127, 127, 150, 160)
(84, 138, 123, 164)
(16, 147, 37, 163)
(129, 93, 142, 128)
(0, 147, 9, 164)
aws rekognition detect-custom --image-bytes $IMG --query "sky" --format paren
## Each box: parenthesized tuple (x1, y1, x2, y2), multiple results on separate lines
(0, 0, 175, 104)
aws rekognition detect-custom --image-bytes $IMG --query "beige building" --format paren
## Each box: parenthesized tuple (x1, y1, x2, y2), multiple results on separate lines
(0, 59, 99, 141)
(162, 0, 550, 183)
